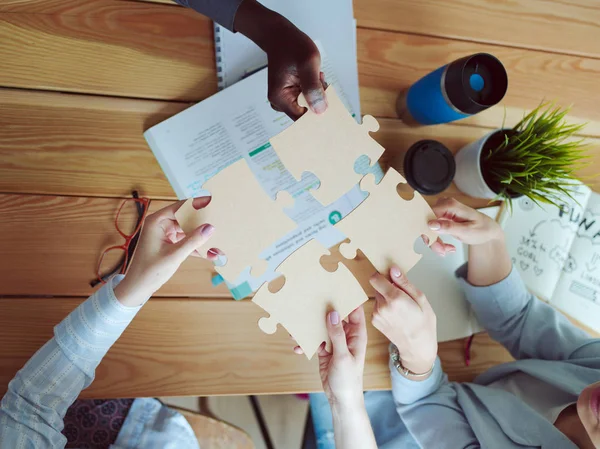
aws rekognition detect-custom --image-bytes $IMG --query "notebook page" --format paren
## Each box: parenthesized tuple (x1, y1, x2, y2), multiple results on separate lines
(408, 236, 473, 342)
(551, 191, 600, 332)
(501, 184, 591, 301)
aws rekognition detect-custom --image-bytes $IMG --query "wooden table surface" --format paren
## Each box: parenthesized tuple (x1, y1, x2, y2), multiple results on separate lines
(1, 0, 599, 398)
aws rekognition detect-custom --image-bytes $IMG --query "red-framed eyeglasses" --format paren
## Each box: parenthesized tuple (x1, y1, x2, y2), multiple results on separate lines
(91, 191, 150, 287)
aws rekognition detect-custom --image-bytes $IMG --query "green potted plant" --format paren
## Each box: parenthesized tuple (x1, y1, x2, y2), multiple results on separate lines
(453, 103, 588, 209)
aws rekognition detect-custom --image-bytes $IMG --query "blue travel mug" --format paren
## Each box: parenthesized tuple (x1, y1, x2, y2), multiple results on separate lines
(397, 53, 508, 125)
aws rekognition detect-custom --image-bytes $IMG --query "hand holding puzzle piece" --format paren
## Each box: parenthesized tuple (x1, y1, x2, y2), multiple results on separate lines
(175, 159, 296, 284)
(252, 239, 368, 359)
(269, 85, 385, 206)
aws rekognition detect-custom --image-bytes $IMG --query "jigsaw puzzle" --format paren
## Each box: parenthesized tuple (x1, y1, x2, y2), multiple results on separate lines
(174, 88, 442, 357)
(175, 159, 296, 283)
(335, 168, 438, 274)
(252, 239, 368, 359)
(269, 86, 385, 206)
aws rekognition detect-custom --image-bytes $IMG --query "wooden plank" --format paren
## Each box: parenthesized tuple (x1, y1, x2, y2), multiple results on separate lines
(1, 9, 600, 135)
(2, 90, 599, 200)
(135, 0, 600, 60)
(0, 89, 186, 199)
(0, 0, 179, 14)
(0, 194, 230, 297)
(0, 9, 215, 101)
(357, 29, 600, 135)
(0, 297, 513, 398)
(354, 0, 600, 60)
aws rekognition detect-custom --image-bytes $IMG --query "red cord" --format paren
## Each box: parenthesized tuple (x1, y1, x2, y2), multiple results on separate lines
(464, 334, 475, 367)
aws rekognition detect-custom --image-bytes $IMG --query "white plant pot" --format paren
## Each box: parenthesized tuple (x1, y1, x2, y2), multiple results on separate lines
(454, 129, 507, 199)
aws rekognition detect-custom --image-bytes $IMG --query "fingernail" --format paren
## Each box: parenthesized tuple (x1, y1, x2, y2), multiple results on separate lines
(201, 224, 215, 237)
(329, 311, 340, 325)
(310, 93, 328, 114)
(428, 220, 441, 231)
(448, 247, 456, 253)
(391, 266, 401, 278)
(311, 100, 327, 114)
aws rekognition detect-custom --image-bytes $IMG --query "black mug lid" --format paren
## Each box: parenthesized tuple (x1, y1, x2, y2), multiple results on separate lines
(403, 140, 456, 195)
(444, 53, 508, 115)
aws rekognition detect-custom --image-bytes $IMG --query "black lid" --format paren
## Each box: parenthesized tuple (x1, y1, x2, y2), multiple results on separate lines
(403, 140, 456, 195)
(444, 53, 508, 115)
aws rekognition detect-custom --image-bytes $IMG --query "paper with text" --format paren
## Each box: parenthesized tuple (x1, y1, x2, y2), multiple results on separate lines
(552, 192, 600, 331)
(502, 184, 591, 301)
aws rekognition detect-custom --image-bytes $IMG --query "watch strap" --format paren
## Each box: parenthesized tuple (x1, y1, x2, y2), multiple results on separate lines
(389, 344, 434, 379)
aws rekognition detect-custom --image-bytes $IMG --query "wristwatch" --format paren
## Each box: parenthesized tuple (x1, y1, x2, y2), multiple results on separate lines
(389, 344, 434, 379)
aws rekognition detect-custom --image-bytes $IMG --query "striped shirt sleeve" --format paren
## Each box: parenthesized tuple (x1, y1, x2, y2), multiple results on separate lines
(0, 275, 141, 449)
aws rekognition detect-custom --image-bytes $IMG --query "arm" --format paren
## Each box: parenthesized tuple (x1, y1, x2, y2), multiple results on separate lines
(175, 0, 327, 119)
(305, 307, 377, 449)
(459, 260, 598, 361)
(0, 277, 140, 448)
(331, 400, 376, 449)
(0, 198, 216, 448)
(369, 266, 480, 448)
(391, 362, 480, 449)
(430, 198, 598, 361)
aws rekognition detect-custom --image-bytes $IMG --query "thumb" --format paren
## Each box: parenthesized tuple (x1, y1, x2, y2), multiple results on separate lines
(428, 219, 469, 239)
(173, 223, 214, 260)
(326, 311, 349, 356)
(299, 59, 328, 114)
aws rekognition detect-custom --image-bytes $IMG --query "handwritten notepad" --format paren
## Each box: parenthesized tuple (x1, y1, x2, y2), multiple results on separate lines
(501, 183, 600, 332)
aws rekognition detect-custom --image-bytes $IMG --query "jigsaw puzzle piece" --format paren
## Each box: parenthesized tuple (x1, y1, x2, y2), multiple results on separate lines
(175, 159, 296, 283)
(252, 239, 368, 359)
(269, 86, 385, 206)
(336, 168, 438, 275)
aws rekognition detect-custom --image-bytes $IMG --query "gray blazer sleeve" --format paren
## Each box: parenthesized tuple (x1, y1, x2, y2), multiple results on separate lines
(174, 0, 245, 31)
(457, 264, 599, 361)
(391, 359, 481, 448)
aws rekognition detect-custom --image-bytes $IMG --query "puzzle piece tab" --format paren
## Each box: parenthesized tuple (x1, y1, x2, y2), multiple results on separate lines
(175, 159, 296, 283)
(336, 168, 438, 274)
(252, 239, 368, 359)
(269, 86, 384, 206)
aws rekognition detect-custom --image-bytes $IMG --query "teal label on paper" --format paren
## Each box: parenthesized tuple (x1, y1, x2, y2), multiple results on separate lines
(230, 281, 253, 300)
(328, 211, 343, 225)
(249, 142, 271, 157)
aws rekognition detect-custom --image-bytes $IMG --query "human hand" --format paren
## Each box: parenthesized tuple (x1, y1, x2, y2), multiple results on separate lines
(370, 267, 438, 375)
(422, 234, 456, 257)
(264, 30, 327, 120)
(114, 197, 217, 307)
(234, 0, 327, 120)
(311, 307, 368, 408)
(428, 197, 503, 246)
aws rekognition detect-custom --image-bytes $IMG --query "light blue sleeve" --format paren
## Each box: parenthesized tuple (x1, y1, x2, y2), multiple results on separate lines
(0, 275, 141, 449)
(457, 264, 600, 361)
(390, 358, 480, 448)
